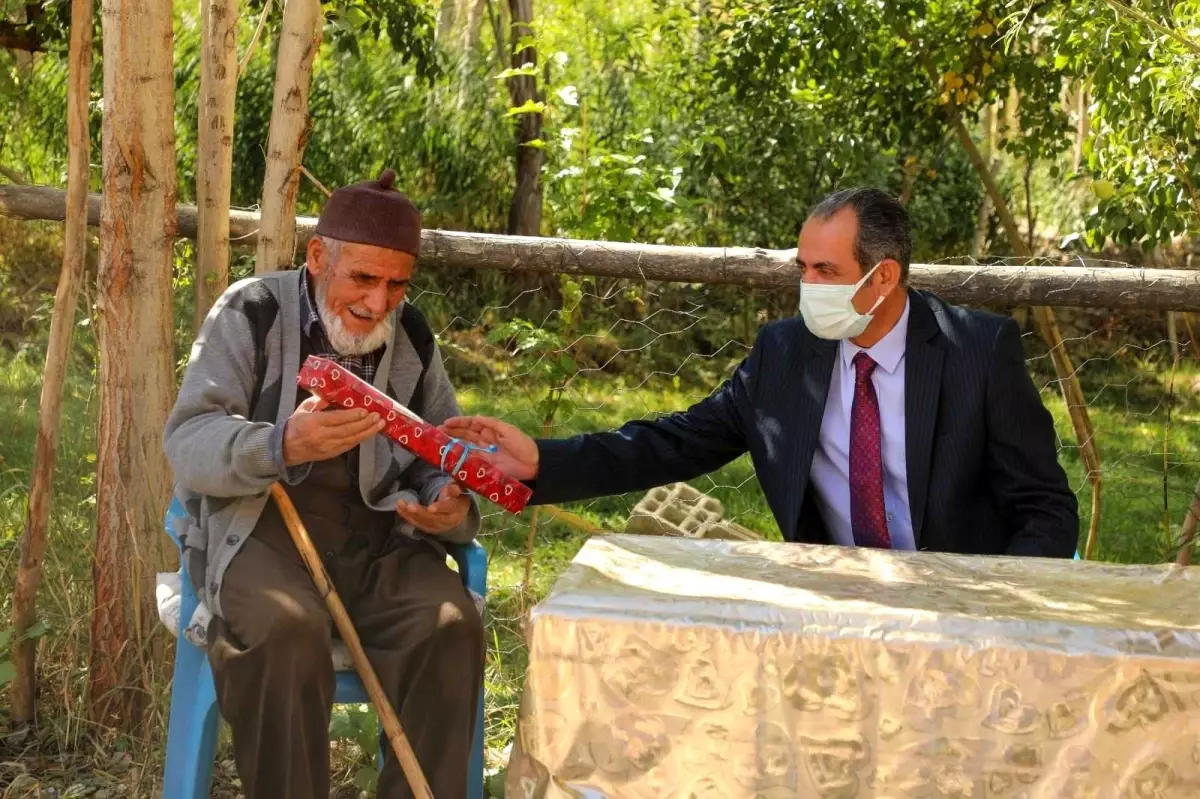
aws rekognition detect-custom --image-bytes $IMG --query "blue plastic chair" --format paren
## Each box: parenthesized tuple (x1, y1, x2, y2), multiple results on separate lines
(161, 498, 487, 799)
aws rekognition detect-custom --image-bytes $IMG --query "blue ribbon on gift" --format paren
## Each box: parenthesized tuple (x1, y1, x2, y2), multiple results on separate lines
(440, 436, 499, 477)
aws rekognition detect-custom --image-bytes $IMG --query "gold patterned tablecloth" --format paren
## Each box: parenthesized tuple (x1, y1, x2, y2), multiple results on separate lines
(506, 535, 1200, 798)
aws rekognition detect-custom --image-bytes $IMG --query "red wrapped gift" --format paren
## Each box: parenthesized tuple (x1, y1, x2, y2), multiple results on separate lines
(297, 355, 532, 514)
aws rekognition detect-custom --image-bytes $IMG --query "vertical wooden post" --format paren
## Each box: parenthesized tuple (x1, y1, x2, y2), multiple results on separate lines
(1178, 478, 1199, 566)
(196, 0, 241, 328)
(436, 0, 457, 43)
(9, 0, 93, 727)
(91, 0, 178, 730)
(256, 0, 322, 273)
(970, 103, 998, 259)
(505, 0, 543, 236)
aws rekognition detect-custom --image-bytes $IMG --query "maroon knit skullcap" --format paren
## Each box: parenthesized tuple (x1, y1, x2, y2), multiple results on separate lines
(314, 168, 422, 256)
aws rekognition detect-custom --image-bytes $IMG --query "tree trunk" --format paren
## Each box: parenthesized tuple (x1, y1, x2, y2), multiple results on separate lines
(91, 0, 177, 731)
(1179, 477, 1200, 566)
(505, 0, 542, 236)
(0, 24, 42, 53)
(455, 0, 487, 105)
(196, 0, 240, 329)
(970, 103, 997, 259)
(1004, 82, 1020, 142)
(898, 162, 915, 207)
(1023, 157, 1036, 253)
(9, 0, 93, 728)
(8, 2, 35, 65)
(1073, 81, 1089, 171)
(240, 0, 274, 77)
(0, 165, 30, 184)
(436, 0, 457, 43)
(256, 0, 322, 273)
(461, 0, 486, 50)
(7, 184, 1200, 311)
(1182, 312, 1200, 361)
(485, 0, 507, 68)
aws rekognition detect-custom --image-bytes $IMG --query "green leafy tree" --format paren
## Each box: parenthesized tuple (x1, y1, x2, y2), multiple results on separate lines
(1040, 0, 1200, 247)
(703, 0, 1109, 557)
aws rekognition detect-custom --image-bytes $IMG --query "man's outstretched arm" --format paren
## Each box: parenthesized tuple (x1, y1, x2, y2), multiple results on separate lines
(442, 335, 764, 506)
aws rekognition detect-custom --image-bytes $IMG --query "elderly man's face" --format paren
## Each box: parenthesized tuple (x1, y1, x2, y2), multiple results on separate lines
(306, 237, 414, 352)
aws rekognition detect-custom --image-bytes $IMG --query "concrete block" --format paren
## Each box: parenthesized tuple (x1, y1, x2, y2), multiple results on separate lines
(624, 482, 762, 540)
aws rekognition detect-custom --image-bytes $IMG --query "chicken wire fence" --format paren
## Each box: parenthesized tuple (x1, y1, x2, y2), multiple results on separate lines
(399, 255, 1200, 770)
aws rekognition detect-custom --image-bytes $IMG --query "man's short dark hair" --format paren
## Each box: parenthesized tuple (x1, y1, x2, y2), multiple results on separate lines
(807, 187, 912, 281)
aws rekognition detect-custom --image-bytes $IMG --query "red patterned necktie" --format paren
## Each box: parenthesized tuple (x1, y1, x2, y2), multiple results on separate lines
(850, 352, 891, 548)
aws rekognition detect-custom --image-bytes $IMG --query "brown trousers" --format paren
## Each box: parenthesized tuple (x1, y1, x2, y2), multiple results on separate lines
(208, 459, 483, 799)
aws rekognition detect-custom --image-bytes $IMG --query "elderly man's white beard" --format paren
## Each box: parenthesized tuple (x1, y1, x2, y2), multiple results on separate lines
(315, 275, 395, 356)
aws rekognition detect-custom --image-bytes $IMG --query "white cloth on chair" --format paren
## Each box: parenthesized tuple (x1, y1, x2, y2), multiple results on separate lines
(155, 571, 214, 648)
(156, 570, 355, 671)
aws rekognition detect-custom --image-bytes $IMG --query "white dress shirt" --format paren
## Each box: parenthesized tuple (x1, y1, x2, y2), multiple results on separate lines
(809, 298, 914, 549)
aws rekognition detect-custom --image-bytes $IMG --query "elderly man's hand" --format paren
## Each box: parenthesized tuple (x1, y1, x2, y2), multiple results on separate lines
(396, 482, 471, 535)
(282, 395, 385, 466)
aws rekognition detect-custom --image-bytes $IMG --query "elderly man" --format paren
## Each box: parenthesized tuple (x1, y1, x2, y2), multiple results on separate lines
(445, 187, 1079, 558)
(164, 169, 482, 799)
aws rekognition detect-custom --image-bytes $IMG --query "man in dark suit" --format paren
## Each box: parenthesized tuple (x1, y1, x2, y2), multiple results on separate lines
(443, 188, 1079, 557)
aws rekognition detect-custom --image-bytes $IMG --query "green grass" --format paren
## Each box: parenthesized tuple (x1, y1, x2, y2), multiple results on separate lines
(1, 349, 1197, 796)
(1040, 358, 1200, 564)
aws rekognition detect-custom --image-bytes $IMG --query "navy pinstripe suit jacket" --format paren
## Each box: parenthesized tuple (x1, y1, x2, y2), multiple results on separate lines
(530, 288, 1079, 558)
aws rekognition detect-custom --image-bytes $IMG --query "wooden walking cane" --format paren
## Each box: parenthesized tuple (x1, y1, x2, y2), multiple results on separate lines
(269, 482, 434, 799)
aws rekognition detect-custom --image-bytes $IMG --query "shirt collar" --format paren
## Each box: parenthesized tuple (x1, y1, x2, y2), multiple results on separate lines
(841, 294, 910, 375)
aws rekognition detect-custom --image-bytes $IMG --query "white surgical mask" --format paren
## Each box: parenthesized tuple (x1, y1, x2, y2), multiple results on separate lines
(798, 262, 886, 340)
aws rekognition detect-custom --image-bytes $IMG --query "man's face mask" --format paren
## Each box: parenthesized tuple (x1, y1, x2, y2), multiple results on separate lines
(798, 262, 887, 340)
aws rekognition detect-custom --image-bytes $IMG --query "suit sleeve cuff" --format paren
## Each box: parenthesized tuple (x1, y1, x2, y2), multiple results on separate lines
(405, 480, 482, 544)
(271, 420, 312, 486)
(525, 438, 574, 505)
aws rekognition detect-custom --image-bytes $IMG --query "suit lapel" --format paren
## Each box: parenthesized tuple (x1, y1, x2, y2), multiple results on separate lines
(276, 269, 303, 426)
(904, 290, 944, 545)
(789, 336, 836, 537)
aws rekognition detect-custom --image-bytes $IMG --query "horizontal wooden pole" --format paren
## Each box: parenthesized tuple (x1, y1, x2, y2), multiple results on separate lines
(3, 183, 1199, 311)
